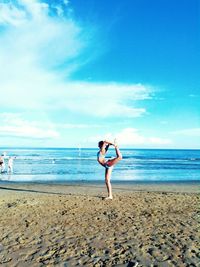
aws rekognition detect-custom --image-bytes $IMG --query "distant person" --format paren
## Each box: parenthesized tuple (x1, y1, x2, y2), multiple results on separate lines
(8, 157, 16, 173)
(97, 139, 122, 200)
(0, 154, 5, 173)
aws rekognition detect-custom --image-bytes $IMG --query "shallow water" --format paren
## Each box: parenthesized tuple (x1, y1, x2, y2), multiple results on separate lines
(0, 148, 199, 182)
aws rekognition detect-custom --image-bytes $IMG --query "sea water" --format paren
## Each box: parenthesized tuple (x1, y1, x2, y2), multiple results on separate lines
(0, 148, 199, 183)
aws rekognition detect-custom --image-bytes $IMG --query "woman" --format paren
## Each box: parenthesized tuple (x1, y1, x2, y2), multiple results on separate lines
(97, 140, 122, 200)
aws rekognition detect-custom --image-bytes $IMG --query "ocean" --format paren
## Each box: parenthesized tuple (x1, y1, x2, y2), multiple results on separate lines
(0, 148, 199, 183)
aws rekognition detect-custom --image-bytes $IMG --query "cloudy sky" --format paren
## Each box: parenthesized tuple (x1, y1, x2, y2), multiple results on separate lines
(0, 0, 199, 148)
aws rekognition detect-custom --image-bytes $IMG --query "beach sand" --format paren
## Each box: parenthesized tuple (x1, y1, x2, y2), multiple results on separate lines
(0, 182, 199, 266)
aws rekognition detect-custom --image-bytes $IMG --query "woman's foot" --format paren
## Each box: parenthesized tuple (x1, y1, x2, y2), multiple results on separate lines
(104, 196, 113, 200)
(114, 138, 118, 147)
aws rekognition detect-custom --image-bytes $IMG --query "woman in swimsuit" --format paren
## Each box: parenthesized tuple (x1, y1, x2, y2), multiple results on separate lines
(97, 140, 122, 200)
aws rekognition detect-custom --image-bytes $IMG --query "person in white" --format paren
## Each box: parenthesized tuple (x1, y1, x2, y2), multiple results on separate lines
(8, 157, 15, 173)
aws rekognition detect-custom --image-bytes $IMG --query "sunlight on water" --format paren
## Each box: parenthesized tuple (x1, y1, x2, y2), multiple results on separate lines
(0, 148, 199, 182)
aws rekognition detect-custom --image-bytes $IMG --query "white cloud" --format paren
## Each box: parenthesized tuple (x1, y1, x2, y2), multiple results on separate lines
(0, 113, 59, 139)
(56, 82, 150, 118)
(0, 1, 84, 72)
(0, 113, 102, 141)
(115, 128, 145, 145)
(0, 125, 59, 139)
(0, 0, 152, 119)
(60, 123, 100, 129)
(63, 0, 70, 5)
(0, 2, 27, 26)
(148, 137, 172, 145)
(116, 128, 172, 145)
(20, 0, 49, 21)
(0, 77, 151, 117)
(172, 128, 200, 137)
(88, 128, 172, 146)
(0, 0, 68, 25)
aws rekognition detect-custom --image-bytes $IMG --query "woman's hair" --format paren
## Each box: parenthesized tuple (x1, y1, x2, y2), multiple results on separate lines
(98, 141, 109, 151)
(98, 141, 104, 148)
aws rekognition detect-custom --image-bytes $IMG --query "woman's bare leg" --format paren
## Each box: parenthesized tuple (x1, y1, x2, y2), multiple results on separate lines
(105, 167, 113, 199)
(106, 145, 122, 167)
(115, 145, 122, 158)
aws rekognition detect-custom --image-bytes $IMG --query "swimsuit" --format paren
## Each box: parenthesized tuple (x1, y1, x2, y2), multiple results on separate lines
(97, 151, 112, 169)
(104, 163, 112, 169)
(97, 151, 105, 159)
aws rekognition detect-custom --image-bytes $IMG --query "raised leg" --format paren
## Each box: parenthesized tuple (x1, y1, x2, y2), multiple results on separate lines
(106, 145, 122, 168)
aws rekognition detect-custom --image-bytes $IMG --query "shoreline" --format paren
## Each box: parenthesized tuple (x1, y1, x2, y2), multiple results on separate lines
(0, 180, 199, 194)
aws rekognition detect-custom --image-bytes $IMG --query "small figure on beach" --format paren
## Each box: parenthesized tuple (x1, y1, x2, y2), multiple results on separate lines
(97, 139, 122, 200)
(8, 157, 16, 173)
(0, 154, 5, 173)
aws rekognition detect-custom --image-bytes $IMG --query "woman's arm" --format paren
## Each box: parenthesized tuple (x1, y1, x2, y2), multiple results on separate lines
(100, 141, 109, 153)
(104, 140, 113, 145)
(105, 144, 110, 152)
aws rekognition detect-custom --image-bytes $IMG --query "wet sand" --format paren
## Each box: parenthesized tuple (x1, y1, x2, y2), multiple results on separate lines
(0, 182, 199, 266)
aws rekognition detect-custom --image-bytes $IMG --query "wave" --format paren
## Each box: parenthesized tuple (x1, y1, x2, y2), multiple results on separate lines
(1, 149, 199, 182)
(5, 154, 200, 162)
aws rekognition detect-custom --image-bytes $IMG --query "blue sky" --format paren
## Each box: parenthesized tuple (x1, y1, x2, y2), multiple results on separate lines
(0, 0, 199, 148)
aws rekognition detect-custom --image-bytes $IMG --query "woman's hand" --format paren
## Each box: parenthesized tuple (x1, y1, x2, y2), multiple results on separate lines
(104, 139, 118, 146)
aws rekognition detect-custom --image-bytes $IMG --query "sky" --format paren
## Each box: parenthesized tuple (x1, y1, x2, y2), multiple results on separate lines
(0, 0, 199, 148)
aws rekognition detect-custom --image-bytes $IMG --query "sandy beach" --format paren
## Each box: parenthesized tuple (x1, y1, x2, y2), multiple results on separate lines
(0, 182, 199, 267)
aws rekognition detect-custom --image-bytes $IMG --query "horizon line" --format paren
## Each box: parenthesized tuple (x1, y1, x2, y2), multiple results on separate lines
(0, 146, 199, 150)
